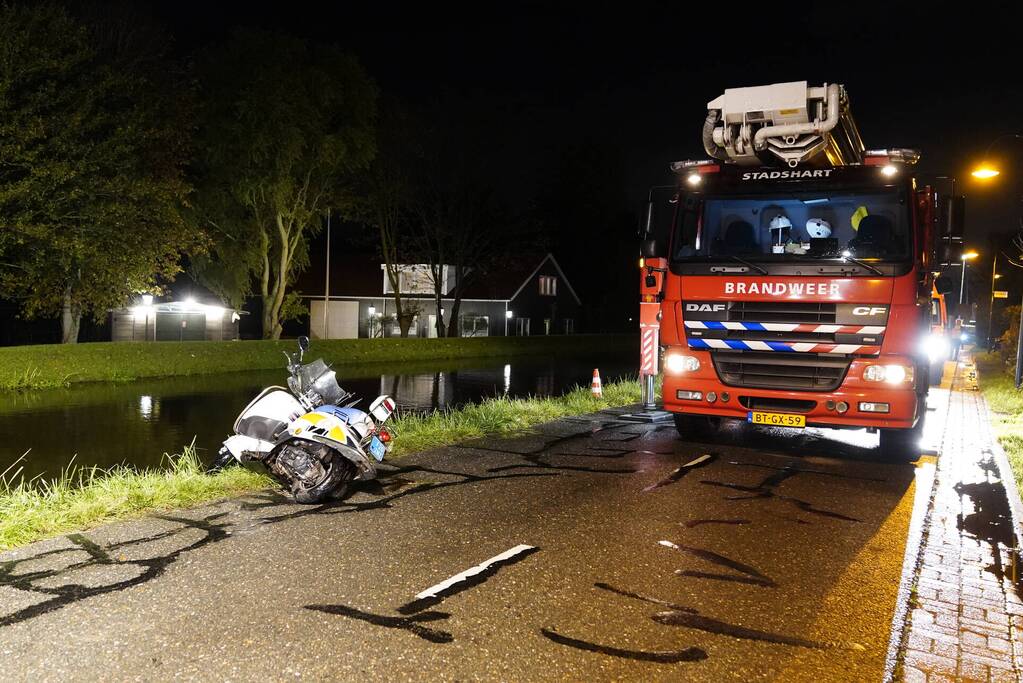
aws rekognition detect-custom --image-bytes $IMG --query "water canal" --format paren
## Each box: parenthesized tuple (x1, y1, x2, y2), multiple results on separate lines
(0, 352, 634, 481)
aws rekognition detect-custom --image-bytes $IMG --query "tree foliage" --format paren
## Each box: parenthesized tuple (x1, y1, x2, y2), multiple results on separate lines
(191, 29, 377, 339)
(0, 2, 198, 342)
(405, 118, 527, 337)
(356, 100, 422, 337)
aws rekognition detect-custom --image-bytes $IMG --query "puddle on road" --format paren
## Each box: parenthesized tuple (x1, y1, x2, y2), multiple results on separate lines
(955, 457, 1021, 597)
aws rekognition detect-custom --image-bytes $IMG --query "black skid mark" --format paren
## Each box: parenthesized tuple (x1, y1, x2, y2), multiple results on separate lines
(306, 604, 453, 643)
(593, 580, 843, 650)
(728, 461, 885, 483)
(652, 611, 842, 650)
(236, 466, 560, 524)
(699, 463, 862, 522)
(309, 546, 538, 643)
(396, 546, 540, 615)
(486, 461, 636, 475)
(660, 542, 776, 588)
(548, 449, 634, 460)
(540, 628, 707, 663)
(593, 582, 696, 613)
(682, 519, 750, 529)
(643, 454, 716, 492)
(0, 513, 229, 628)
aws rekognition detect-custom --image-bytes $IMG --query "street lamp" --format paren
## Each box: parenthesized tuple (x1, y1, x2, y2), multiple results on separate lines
(971, 134, 1023, 180)
(959, 251, 978, 306)
(504, 309, 513, 336)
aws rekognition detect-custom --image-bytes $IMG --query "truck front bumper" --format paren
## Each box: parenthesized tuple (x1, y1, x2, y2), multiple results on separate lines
(662, 354, 920, 430)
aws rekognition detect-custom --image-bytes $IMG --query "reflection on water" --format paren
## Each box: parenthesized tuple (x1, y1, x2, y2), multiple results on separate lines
(0, 354, 633, 481)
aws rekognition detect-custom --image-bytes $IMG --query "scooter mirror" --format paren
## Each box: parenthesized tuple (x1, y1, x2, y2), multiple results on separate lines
(298, 336, 310, 353)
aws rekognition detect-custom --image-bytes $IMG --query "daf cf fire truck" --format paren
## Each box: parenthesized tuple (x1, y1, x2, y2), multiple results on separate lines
(639, 81, 961, 457)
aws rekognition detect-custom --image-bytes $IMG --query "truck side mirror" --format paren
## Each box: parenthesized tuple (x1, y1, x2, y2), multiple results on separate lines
(640, 239, 660, 258)
(934, 275, 954, 295)
(946, 195, 965, 239)
(644, 273, 657, 288)
(639, 200, 654, 238)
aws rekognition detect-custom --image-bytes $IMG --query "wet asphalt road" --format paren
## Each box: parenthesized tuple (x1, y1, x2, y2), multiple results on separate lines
(0, 398, 946, 682)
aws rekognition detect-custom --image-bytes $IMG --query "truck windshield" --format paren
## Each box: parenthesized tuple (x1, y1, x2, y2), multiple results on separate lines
(672, 188, 911, 263)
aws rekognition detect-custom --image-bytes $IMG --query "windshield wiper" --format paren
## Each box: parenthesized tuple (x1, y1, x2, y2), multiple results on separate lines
(839, 251, 884, 275)
(727, 255, 768, 275)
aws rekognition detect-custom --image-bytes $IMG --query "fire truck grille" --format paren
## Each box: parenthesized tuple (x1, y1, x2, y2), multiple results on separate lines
(711, 351, 850, 392)
(728, 301, 837, 324)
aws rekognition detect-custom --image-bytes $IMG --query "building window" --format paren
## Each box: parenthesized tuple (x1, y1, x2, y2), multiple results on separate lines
(459, 315, 490, 337)
(538, 275, 557, 296)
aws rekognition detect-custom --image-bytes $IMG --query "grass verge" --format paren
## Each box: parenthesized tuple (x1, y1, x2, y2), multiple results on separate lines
(0, 379, 642, 551)
(0, 334, 637, 391)
(974, 353, 1023, 491)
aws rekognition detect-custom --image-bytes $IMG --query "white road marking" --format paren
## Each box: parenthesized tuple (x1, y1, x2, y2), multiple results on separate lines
(683, 454, 712, 468)
(658, 540, 681, 550)
(414, 544, 536, 600)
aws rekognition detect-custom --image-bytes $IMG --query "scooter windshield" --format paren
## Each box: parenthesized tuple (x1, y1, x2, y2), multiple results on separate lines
(296, 359, 348, 406)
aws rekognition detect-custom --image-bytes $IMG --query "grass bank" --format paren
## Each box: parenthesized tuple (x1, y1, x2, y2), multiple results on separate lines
(0, 334, 637, 391)
(974, 353, 1023, 491)
(0, 378, 642, 551)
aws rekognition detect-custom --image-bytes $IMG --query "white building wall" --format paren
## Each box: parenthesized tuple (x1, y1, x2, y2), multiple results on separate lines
(310, 300, 359, 339)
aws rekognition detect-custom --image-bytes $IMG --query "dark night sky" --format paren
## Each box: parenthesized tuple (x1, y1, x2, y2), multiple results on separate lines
(149, 1, 1023, 254)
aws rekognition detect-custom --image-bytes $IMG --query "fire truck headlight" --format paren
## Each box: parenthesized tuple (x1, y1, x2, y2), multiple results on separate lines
(922, 334, 949, 361)
(665, 353, 700, 374)
(864, 364, 914, 384)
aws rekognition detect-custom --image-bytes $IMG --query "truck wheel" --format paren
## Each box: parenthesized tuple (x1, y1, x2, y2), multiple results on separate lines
(929, 361, 944, 386)
(878, 424, 923, 461)
(673, 414, 721, 439)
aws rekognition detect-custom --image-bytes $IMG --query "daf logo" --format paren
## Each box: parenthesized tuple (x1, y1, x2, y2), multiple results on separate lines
(852, 306, 887, 316)
(686, 303, 726, 312)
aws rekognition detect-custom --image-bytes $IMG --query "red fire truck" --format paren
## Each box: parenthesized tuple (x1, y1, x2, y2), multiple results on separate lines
(639, 81, 961, 457)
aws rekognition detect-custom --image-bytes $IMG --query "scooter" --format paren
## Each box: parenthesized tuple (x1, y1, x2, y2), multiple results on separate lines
(207, 336, 396, 503)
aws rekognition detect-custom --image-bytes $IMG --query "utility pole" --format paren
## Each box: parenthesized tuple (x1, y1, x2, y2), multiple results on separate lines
(987, 252, 998, 348)
(323, 209, 331, 339)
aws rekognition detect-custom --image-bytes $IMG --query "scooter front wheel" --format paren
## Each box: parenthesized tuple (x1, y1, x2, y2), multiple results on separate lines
(290, 449, 357, 504)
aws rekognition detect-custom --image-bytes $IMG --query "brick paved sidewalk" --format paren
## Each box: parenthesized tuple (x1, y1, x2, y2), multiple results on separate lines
(900, 359, 1023, 682)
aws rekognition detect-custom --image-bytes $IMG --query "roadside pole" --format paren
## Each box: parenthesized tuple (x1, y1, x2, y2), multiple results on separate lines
(1015, 293, 1023, 388)
(639, 257, 667, 410)
(323, 209, 331, 340)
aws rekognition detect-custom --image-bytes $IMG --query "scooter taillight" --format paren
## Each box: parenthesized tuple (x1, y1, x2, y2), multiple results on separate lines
(377, 428, 392, 443)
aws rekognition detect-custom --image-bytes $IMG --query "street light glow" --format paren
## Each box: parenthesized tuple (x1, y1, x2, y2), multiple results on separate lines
(962, 251, 979, 260)
(971, 166, 1000, 179)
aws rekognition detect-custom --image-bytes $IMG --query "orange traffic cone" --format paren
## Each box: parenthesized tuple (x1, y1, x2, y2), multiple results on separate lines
(591, 368, 603, 398)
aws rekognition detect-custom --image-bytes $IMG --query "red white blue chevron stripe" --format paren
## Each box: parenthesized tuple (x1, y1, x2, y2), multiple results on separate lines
(686, 338, 881, 354)
(683, 321, 885, 334)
